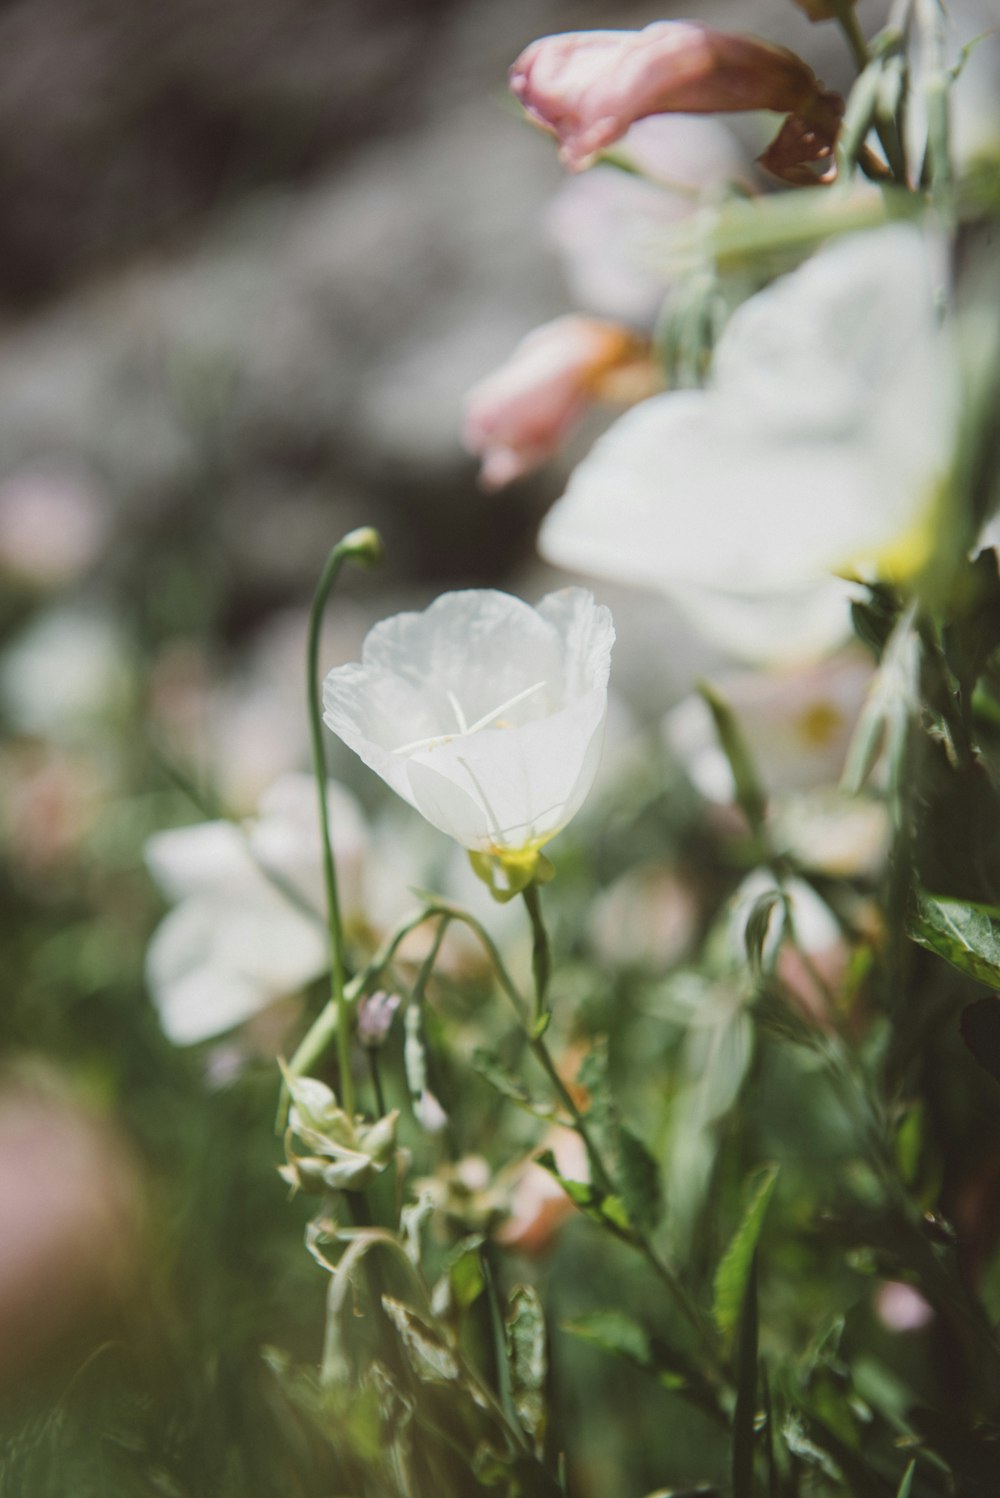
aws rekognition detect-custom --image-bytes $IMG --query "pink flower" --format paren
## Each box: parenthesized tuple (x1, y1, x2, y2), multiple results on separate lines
(510, 22, 842, 181)
(462, 315, 653, 489)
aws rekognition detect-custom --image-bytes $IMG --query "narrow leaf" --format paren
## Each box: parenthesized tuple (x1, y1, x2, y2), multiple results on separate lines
(698, 683, 767, 834)
(713, 1165, 780, 1342)
(506, 1285, 547, 1453)
(896, 1460, 916, 1498)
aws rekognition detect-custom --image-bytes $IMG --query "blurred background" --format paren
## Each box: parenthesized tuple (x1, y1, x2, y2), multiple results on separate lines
(0, 0, 996, 1492)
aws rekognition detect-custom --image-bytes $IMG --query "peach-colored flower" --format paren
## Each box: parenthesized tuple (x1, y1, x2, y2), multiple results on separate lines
(462, 315, 654, 489)
(510, 23, 842, 181)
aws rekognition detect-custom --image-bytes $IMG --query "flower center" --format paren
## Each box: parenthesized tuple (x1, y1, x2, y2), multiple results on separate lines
(392, 680, 548, 756)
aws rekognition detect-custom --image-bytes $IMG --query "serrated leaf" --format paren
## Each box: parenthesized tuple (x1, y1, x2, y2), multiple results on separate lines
(470, 1048, 556, 1121)
(909, 891, 1000, 988)
(713, 1165, 780, 1342)
(506, 1285, 547, 1453)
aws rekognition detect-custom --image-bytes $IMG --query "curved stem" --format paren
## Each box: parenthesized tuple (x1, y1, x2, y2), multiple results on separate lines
(306, 527, 383, 1118)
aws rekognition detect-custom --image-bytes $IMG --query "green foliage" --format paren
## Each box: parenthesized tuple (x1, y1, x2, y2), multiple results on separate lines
(712, 1166, 780, 1345)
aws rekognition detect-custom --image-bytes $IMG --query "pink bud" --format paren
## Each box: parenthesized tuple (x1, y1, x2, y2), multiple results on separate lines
(510, 22, 842, 180)
(462, 315, 651, 490)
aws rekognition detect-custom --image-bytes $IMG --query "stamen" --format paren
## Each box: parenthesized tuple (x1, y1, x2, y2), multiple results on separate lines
(464, 680, 547, 735)
(391, 680, 548, 755)
(447, 690, 470, 734)
(392, 731, 456, 755)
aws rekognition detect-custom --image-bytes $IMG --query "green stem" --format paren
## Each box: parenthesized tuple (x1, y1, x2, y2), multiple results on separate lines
(522, 883, 551, 1029)
(305, 527, 383, 1119)
(833, 0, 872, 73)
(419, 896, 727, 1386)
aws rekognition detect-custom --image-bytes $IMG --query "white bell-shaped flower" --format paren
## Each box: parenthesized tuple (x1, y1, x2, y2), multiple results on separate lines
(323, 588, 614, 871)
(539, 224, 954, 663)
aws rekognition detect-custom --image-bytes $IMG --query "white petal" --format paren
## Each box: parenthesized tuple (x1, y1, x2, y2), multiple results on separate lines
(405, 690, 608, 851)
(144, 821, 259, 902)
(323, 588, 614, 852)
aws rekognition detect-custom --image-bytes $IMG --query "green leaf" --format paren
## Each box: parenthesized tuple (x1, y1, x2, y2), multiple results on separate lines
(895, 1459, 916, 1498)
(563, 1310, 651, 1368)
(506, 1285, 547, 1454)
(618, 1126, 663, 1235)
(697, 682, 768, 835)
(713, 1165, 780, 1342)
(470, 1048, 556, 1122)
(577, 1039, 661, 1233)
(535, 1150, 633, 1242)
(909, 891, 1000, 988)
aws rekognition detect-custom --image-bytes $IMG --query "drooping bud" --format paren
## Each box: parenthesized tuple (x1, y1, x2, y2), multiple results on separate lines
(356, 989, 402, 1049)
(462, 316, 655, 490)
(509, 22, 843, 183)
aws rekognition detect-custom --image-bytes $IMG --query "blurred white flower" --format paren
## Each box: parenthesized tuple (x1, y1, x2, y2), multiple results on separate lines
(323, 588, 614, 871)
(548, 116, 750, 327)
(664, 651, 874, 802)
(144, 773, 367, 1045)
(0, 609, 131, 742)
(540, 225, 953, 663)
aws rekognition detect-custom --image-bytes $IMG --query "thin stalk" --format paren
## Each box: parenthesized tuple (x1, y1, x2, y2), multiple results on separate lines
(427, 894, 727, 1385)
(522, 883, 551, 1028)
(305, 527, 383, 1119)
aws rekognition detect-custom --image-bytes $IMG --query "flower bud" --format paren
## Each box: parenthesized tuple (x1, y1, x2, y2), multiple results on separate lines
(356, 989, 401, 1049)
(510, 23, 843, 181)
(463, 316, 653, 490)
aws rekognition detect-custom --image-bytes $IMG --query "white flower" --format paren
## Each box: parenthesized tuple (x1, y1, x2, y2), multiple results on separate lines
(323, 588, 614, 866)
(144, 773, 367, 1045)
(539, 224, 953, 663)
(663, 650, 873, 803)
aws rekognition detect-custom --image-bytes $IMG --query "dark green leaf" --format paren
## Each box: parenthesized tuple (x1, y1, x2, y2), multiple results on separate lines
(618, 1126, 663, 1235)
(713, 1165, 780, 1342)
(909, 891, 1000, 988)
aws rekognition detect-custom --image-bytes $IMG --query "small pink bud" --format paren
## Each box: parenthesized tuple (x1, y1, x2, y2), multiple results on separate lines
(510, 22, 842, 181)
(462, 315, 652, 490)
